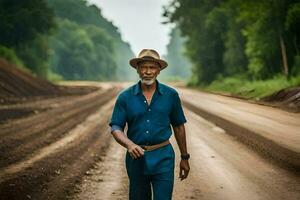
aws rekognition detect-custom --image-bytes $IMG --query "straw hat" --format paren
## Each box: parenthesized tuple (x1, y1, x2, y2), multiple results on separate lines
(129, 49, 168, 70)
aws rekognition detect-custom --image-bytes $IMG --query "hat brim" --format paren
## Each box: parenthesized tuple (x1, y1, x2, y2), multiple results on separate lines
(129, 57, 168, 70)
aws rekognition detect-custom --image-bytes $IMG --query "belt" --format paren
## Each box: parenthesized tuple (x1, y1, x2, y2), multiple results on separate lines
(140, 140, 170, 151)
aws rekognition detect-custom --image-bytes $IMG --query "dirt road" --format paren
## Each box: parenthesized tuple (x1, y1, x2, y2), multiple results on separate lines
(178, 88, 300, 168)
(73, 106, 300, 200)
(0, 82, 299, 200)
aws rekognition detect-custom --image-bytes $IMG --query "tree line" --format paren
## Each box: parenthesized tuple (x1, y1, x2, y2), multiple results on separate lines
(161, 26, 192, 81)
(163, 0, 300, 85)
(0, 0, 135, 81)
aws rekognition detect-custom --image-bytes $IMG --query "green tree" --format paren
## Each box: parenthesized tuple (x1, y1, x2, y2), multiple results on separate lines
(16, 34, 51, 78)
(221, 0, 248, 76)
(162, 27, 192, 80)
(0, 0, 55, 77)
(47, 0, 135, 80)
(84, 25, 117, 79)
(164, 0, 227, 84)
(0, 0, 54, 47)
(285, 2, 300, 75)
(50, 19, 117, 80)
(164, 0, 300, 85)
(50, 19, 94, 80)
(47, 0, 117, 36)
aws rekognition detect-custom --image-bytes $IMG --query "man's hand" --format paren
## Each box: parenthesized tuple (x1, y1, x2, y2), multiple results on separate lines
(179, 159, 190, 181)
(127, 143, 145, 159)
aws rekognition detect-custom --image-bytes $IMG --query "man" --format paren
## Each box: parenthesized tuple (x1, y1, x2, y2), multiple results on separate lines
(109, 49, 190, 200)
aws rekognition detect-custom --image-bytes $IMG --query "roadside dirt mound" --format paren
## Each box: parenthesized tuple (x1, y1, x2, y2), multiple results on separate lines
(0, 59, 61, 97)
(262, 86, 300, 112)
(0, 58, 98, 104)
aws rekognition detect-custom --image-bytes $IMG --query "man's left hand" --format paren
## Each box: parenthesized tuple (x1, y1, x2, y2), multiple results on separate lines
(179, 159, 190, 181)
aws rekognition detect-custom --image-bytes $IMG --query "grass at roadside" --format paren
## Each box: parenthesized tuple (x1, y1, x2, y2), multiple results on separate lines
(47, 70, 64, 83)
(202, 75, 300, 100)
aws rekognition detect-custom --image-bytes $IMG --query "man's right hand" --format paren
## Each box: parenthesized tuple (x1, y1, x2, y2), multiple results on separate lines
(127, 143, 145, 159)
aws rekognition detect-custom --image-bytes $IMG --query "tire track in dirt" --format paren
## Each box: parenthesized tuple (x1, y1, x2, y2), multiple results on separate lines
(34, 100, 116, 200)
(179, 88, 300, 169)
(72, 132, 128, 200)
(0, 89, 117, 168)
(0, 88, 109, 136)
(0, 100, 112, 180)
(0, 94, 118, 200)
(172, 109, 300, 200)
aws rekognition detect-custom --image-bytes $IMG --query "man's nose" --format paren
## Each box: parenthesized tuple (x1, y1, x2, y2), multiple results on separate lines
(145, 68, 151, 74)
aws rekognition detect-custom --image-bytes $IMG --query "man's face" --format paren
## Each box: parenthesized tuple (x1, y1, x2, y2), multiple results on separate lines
(137, 60, 161, 85)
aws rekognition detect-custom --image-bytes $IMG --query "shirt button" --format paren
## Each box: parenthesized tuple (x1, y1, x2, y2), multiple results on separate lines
(146, 131, 149, 133)
(147, 120, 150, 122)
(144, 100, 147, 103)
(148, 109, 151, 111)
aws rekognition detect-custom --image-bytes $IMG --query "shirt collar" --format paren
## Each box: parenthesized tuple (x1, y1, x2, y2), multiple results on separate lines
(133, 79, 164, 95)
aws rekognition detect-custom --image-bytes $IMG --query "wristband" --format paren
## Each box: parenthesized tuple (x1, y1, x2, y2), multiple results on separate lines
(181, 153, 190, 160)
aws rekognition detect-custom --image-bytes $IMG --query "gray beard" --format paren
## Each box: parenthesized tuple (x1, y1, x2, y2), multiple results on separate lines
(141, 78, 156, 85)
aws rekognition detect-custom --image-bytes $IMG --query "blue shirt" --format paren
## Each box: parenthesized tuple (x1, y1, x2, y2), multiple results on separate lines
(109, 80, 187, 175)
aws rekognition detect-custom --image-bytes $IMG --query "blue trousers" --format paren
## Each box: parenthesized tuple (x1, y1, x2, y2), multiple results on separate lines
(128, 169, 174, 200)
(125, 145, 175, 200)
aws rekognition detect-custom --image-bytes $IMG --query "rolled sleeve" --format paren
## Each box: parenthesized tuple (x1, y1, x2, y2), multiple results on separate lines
(111, 124, 124, 133)
(170, 93, 187, 127)
(109, 94, 127, 130)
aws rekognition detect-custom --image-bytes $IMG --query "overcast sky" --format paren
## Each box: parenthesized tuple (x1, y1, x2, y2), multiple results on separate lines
(87, 0, 173, 56)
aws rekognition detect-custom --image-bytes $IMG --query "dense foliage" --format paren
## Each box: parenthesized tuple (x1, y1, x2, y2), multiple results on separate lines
(164, 0, 300, 85)
(0, 0, 54, 47)
(0, 0, 135, 80)
(161, 27, 192, 80)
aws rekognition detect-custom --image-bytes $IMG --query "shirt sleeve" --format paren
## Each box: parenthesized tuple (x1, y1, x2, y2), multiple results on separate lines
(170, 92, 187, 127)
(111, 124, 124, 133)
(109, 93, 127, 130)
